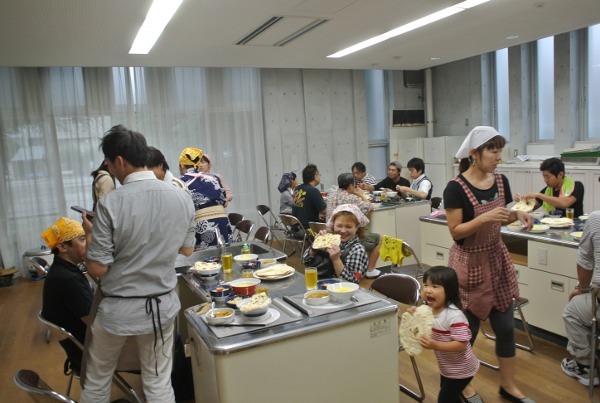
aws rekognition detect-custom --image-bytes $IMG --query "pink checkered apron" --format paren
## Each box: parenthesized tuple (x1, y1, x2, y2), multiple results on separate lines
(448, 173, 519, 320)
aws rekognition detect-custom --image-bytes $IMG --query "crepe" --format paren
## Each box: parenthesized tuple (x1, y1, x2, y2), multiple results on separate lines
(254, 264, 295, 278)
(399, 305, 434, 356)
(312, 233, 341, 249)
(239, 292, 271, 313)
(540, 217, 573, 227)
(511, 198, 536, 212)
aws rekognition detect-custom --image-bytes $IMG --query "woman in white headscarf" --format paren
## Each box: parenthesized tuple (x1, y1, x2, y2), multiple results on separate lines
(443, 126, 535, 403)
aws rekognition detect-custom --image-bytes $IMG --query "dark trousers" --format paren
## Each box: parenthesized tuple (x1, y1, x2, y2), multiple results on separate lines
(438, 374, 473, 403)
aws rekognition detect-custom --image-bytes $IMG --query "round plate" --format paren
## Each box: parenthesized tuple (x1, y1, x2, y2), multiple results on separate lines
(527, 225, 550, 234)
(253, 270, 295, 281)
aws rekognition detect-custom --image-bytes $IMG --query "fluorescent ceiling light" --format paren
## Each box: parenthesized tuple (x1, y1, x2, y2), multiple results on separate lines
(328, 0, 490, 58)
(129, 0, 184, 54)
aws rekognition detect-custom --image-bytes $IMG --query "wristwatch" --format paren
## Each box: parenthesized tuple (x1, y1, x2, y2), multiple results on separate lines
(575, 283, 591, 293)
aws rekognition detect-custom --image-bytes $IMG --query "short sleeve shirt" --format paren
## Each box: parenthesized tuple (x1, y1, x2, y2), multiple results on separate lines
(291, 183, 327, 228)
(536, 181, 584, 217)
(375, 176, 410, 190)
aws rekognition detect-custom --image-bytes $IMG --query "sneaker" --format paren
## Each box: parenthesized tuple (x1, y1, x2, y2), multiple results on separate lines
(561, 358, 600, 386)
(366, 269, 381, 278)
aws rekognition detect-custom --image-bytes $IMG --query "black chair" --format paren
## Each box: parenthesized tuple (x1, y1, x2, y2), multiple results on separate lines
(228, 212, 244, 229)
(233, 219, 254, 242)
(38, 311, 143, 402)
(370, 273, 425, 402)
(14, 369, 76, 403)
(256, 205, 282, 243)
(253, 226, 271, 245)
(430, 197, 442, 211)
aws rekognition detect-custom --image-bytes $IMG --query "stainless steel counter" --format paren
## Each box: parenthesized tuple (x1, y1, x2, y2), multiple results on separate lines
(372, 198, 429, 211)
(420, 215, 581, 248)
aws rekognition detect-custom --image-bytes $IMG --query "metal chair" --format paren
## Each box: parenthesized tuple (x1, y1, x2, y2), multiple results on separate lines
(253, 226, 271, 245)
(278, 214, 309, 258)
(14, 369, 76, 403)
(233, 219, 254, 242)
(308, 221, 327, 239)
(389, 240, 429, 279)
(370, 273, 425, 402)
(256, 204, 282, 243)
(479, 297, 535, 370)
(38, 311, 143, 402)
(228, 212, 244, 229)
(29, 256, 50, 275)
(589, 285, 600, 399)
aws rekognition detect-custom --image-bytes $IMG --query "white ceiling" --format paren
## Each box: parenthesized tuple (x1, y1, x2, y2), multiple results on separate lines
(1, 0, 599, 70)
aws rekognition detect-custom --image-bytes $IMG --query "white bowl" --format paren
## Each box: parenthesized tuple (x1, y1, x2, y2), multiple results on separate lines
(205, 308, 235, 325)
(372, 190, 383, 196)
(304, 290, 331, 306)
(234, 254, 259, 265)
(506, 222, 523, 232)
(258, 258, 277, 268)
(327, 282, 359, 303)
(190, 262, 221, 277)
(530, 211, 544, 221)
(385, 191, 398, 198)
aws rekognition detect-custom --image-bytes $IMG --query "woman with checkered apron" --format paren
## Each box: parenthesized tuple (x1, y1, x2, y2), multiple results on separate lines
(443, 127, 535, 403)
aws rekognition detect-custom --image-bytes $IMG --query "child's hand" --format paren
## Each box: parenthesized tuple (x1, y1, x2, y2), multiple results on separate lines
(419, 335, 434, 350)
(406, 306, 417, 315)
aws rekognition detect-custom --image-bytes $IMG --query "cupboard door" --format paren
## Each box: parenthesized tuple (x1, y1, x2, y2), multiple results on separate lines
(511, 169, 536, 198)
(565, 169, 591, 215)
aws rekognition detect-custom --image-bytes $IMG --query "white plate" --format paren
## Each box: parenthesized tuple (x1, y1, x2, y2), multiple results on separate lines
(253, 270, 295, 281)
(579, 215, 589, 221)
(547, 223, 574, 229)
(570, 231, 583, 240)
(526, 225, 550, 234)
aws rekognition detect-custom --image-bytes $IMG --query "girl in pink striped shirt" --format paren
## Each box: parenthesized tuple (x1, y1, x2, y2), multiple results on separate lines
(419, 266, 480, 403)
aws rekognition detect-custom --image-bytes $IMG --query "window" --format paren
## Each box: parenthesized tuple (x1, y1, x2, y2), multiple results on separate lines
(495, 48, 510, 139)
(537, 36, 555, 140)
(588, 24, 600, 138)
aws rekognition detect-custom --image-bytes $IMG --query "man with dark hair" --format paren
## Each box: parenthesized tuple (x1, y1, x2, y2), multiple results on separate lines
(80, 125, 196, 402)
(146, 146, 185, 188)
(41, 217, 91, 375)
(396, 157, 433, 200)
(326, 173, 382, 278)
(516, 157, 584, 217)
(292, 163, 327, 229)
(359, 161, 410, 191)
(351, 162, 377, 186)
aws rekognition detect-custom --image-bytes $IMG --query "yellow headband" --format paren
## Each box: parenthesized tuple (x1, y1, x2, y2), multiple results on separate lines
(41, 217, 84, 250)
(179, 147, 203, 168)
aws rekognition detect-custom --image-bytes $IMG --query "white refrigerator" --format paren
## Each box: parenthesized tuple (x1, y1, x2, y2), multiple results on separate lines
(423, 136, 465, 198)
(396, 137, 424, 181)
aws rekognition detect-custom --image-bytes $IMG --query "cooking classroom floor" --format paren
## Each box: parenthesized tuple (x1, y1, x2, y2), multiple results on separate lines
(1, 241, 598, 402)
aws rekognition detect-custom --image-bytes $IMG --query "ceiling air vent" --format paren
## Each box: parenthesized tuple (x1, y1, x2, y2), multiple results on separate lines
(235, 16, 328, 47)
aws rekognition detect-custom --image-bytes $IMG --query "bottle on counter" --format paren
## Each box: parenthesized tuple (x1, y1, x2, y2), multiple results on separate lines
(241, 243, 250, 254)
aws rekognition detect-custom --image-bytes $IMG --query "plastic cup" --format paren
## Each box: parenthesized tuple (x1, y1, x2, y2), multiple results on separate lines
(221, 253, 233, 273)
(255, 284, 268, 296)
(566, 208, 574, 220)
(305, 267, 318, 290)
(242, 269, 254, 278)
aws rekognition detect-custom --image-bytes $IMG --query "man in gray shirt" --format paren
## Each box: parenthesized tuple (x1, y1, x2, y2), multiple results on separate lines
(562, 211, 600, 387)
(80, 125, 195, 403)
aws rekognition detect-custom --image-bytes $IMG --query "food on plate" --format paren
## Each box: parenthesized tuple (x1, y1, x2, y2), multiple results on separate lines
(508, 221, 523, 227)
(579, 215, 589, 221)
(259, 258, 277, 266)
(511, 198, 536, 212)
(306, 291, 329, 299)
(192, 261, 220, 271)
(540, 217, 573, 227)
(312, 233, 341, 249)
(335, 287, 353, 292)
(236, 255, 254, 261)
(570, 231, 583, 240)
(529, 225, 548, 232)
(212, 310, 233, 318)
(254, 264, 295, 278)
(228, 296, 245, 305)
(238, 292, 271, 313)
(399, 305, 434, 356)
(212, 286, 228, 293)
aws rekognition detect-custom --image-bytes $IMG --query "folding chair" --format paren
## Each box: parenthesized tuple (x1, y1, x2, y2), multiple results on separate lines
(278, 214, 309, 258)
(389, 240, 429, 279)
(256, 205, 282, 243)
(308, 221, 327, 239)
(233, 219, 254, 242)
(370, 273, 425, 401)
(228, 212, 244, 228)
(14, 369, 76, 403)
(253, 226, 271, 245)
(478, 297, 535, 370)
(29, 256, 50, 276)
(38, 311, 143, 402)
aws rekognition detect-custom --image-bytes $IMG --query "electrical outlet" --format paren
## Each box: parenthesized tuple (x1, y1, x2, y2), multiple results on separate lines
(538, 249, 547, 265)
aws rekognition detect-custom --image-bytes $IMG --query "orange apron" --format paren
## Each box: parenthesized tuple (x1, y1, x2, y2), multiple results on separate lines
(448, 173, 518, 320)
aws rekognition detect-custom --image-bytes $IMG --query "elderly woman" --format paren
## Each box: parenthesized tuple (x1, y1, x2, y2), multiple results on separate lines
(179, 147, 233, 249)
(196, 153, 233, 207)
(278, 172, 297, 214)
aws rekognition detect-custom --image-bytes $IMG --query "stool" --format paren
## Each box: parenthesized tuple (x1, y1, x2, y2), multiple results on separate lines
(479, 297, 534, 370)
